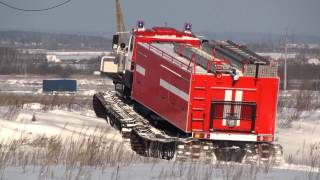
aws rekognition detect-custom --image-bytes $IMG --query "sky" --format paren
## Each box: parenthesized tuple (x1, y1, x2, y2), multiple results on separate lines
(0, 0, 319, 37)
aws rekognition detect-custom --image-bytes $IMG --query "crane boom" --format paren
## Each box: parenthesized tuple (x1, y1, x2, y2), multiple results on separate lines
(115, 0, 125, 32)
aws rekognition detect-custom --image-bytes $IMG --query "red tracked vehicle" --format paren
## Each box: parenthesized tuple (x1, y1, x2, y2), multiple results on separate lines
(93, 22, 283, 164)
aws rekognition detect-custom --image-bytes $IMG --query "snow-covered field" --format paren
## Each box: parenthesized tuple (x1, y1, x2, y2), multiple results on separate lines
(0, 75, 113, 96)
(2, 162, 320, 180)
(278, 110, 320, 155)
(0, 109, 123, 143)
(0, 106, 319, 179)
(0, 77, 320, 179)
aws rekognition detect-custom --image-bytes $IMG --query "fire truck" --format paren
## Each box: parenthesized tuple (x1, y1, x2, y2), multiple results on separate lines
(93, 21, 282, 164)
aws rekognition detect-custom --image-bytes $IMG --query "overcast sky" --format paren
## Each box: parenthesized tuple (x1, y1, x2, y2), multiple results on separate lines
(0, 0, 319, 36)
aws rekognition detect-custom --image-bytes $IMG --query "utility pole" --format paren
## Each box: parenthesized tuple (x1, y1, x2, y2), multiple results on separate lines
(284, 29, 288, 92)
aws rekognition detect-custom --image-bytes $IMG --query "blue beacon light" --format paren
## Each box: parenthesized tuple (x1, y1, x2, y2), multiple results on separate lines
(137, 20, 144, 28)
(184, 23, 192, 31)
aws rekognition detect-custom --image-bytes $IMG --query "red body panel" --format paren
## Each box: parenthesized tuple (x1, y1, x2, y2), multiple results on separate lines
(129, 27, 279, 142)
(132, 43, 191, 131)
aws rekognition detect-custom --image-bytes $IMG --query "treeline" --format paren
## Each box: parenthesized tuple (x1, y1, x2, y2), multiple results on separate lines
(0, 31, 112, 50)
(278, 63, 320, 90)
(0, 47, 99, 76)
(0, 62, 94, 77)
(285, 64, 320, 80)
(0, 47, 46, 74)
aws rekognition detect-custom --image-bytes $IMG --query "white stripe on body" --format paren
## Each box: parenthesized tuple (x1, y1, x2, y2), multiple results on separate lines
(235, 90, 243, 126)
(222, 90, 232, 126)
(136, 64, 145, 76)
(160, 79, 189, 102)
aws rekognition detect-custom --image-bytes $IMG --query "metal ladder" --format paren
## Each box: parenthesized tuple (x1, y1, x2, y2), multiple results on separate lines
(190, 83, 207, 132)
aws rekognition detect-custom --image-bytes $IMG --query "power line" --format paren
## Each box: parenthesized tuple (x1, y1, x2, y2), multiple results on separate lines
(0, 0, 72, 12)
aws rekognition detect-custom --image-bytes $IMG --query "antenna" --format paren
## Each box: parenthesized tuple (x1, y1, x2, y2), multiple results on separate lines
(115, 0, 126, 32)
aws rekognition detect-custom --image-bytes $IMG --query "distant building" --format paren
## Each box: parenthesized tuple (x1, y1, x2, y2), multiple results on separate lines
(308, 58, 320, 65)
(46, 51, 112, 61)
(287, 43, 306, 49)
(46, 55, 61, 63)
(308, 44, 320, 49)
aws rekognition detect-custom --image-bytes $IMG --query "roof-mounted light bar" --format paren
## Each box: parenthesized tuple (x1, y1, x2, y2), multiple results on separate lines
(137, 20, 145, 30)
(184, 23, 192, 33)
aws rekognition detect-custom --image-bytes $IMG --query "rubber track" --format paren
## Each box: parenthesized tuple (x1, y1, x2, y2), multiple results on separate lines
(93, 91, 214, 162)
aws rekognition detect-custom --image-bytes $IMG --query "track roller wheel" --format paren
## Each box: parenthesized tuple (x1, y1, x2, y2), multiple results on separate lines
(109, 117, 115, 127)
(162, 142, 176, 160)
(147, 141, 159, 158)
(174, 141, 216, 163)
(92, 94, 107, 118)
(130, 131, 147, 156)
(242, 143, 283, 165)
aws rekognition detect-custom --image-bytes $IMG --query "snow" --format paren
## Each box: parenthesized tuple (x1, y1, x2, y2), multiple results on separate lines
(93, 71, 101, 75)
(22, 103, 44, 110)
(0, 107, 319, 179)
(81, 90, 97, 96)
(278, 118, 320, 156)
(0, 110, 123, 144)
(1, 162, 319, 180)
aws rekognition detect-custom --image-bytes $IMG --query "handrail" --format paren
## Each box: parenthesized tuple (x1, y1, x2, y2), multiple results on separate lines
(145, 43, 192, 71)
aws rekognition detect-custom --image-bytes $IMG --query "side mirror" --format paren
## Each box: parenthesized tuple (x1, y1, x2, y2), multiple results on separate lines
(112, 34, 119, 48)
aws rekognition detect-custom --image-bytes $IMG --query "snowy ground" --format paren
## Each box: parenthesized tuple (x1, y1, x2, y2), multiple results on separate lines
(1, 162, 320, 180)
(0, 109, 123, 144)
(278, 111, 320, 155)
(0, 77, 320, 179)
(0, 106, 318, 179)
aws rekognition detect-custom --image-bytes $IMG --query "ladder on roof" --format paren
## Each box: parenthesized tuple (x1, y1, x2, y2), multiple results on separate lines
(202, 40, 268, 69)
(218, 40, 267, 64)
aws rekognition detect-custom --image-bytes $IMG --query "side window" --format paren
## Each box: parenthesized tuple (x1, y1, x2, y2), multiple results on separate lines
(125, 35, 135, 70)
(129, 36, 135, 52)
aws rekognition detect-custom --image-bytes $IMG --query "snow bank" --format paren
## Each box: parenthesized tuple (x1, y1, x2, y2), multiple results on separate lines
(22, 103, 44, 110)
(81, 90, 97, 96)
(0, 110, 123, 144)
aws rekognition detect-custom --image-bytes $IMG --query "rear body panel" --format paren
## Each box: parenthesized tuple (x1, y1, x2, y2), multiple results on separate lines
(189, 75, 278, 136)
